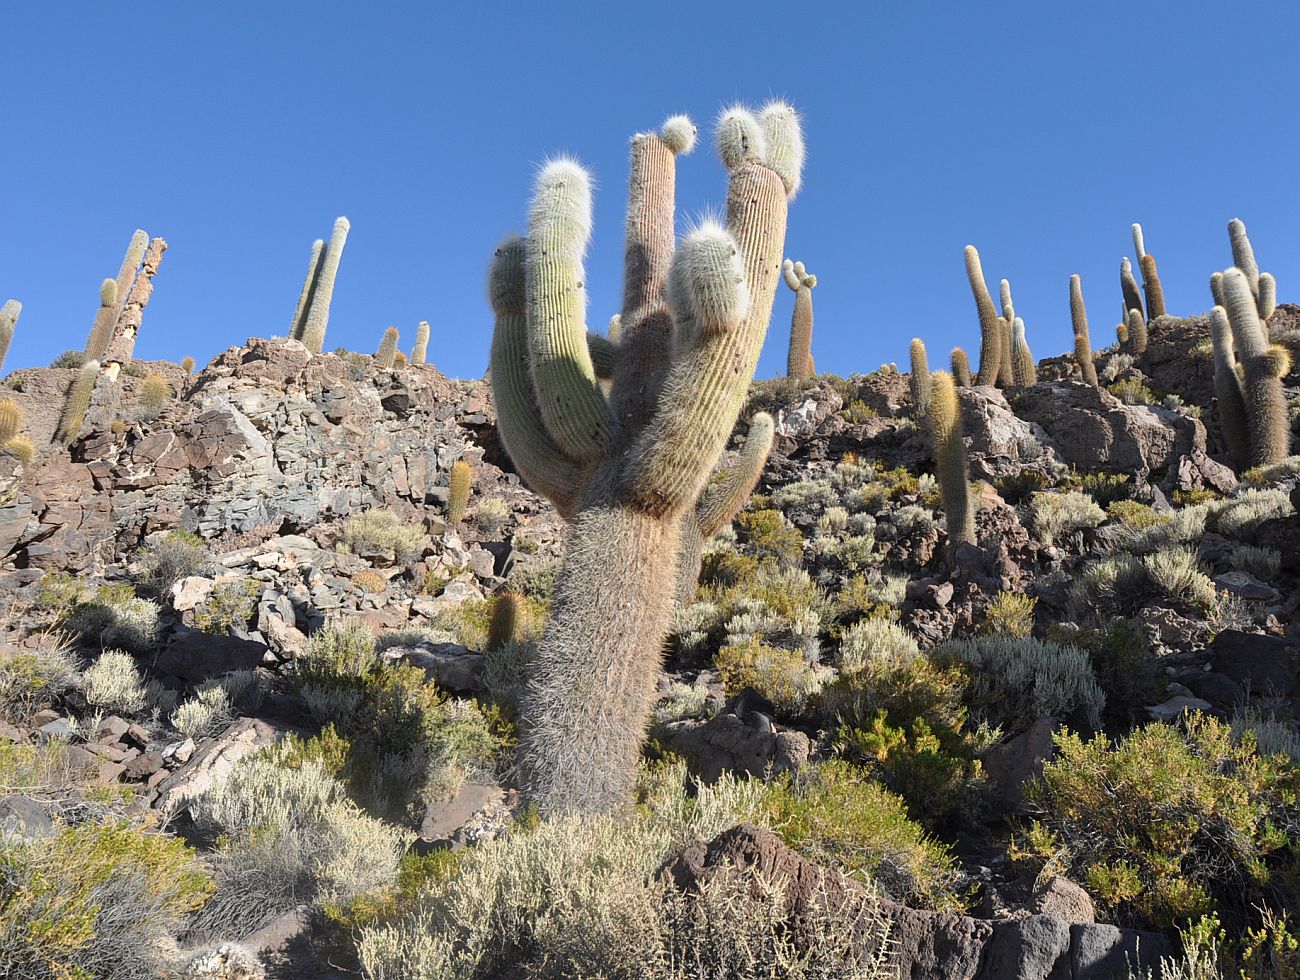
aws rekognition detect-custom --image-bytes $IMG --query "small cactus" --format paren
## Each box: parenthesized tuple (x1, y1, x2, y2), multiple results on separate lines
(1220, 267, 1290, 466)
(1127, 307, 1148, 355)
(0, 300, 20, 374)
(181, 356, 195, 372)
(0, 399, 22, 444)
(410, 320, 430, 366)
(393, 350, 407, 367)
(353, 569, 386, 594)
(447, 459, 472, 524)
(909, 338, 931, 418)
(289, 238, 325, 340)
(782, 258, 817, 378)
(1120, 256, 1144, 320)
(55, 360, 100, 446)
(950, 347, 971, 387)
(1132, 224, 1165, 318)
(1010, 317, 1036, 387)
(138, 373, 172, 414)
(375, 327, 399, 369)
(1116, 322, 1129, 348)
(964, 246, 1001, 385)
(1069, 274, 1099, 386)
(488, 591, 525, 651)
(5, 436, 34, 465)
(1209, 305, 1250, 471)
(300, 217, 350, 354)
(929, 371, 974, 550)
(1210, 271, 1225, 308)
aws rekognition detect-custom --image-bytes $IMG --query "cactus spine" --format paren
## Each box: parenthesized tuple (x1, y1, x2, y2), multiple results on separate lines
(783, 258, 817, 378)
(929, 371, 974, 549)
(104, 237, 167, 378)
(375, 326, 399, 369)
(410, 321, 430, 366)
(909, 338, 932, 418)
(997, 280, 1015, 388)
(488, 591, 524, 651)
(289, 239, 325, 340)
(300, 217, 350, 354)
(1069, 274, 1099, 386)
(1011, 317, 1036, 387)
(0, 301, 19, 374)
(1132, 224, 1166, 318)
(84, 279, 119, 362)
(0, 400, 22, 444)
(492, 105, 800, 815)
(1227, 219, 1277, 321)
(1220, 268, 1290, 466)
(447, 459, 472, 524)
(1127, 307, 1148, 355)
(1209, 305, 1250, 471)
(1120, 256, 1144, 320)
(951, 347, 971, 387)
(965, 246, 1001, 385)
(55, 361, 100, 446)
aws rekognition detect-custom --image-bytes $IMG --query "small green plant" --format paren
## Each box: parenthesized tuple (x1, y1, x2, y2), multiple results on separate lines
(1108, 499, 1170, 529)
(64, 585, 163, 653)
(193, 579, 260, 635)
(1108, 379, 1156, 405)
(81, 649, 153, 716)
(0, 646, 80, 720)
(980, 592, 1036, 638)
(341, 508, 425, 565)
(714, 639, 826, 718)
(134, 529, 207, 598)
(842, 399, 878, 424)
(735, 508, 803, 567)
(447, 460, 472, 524)
(1029, 490, 1106, 546)
(137, 372, 172, 416)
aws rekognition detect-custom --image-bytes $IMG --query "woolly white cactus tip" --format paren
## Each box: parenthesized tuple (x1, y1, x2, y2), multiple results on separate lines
(487, 234, 526, 311)
(671, 219, 749, 332)
(660, 114, 697, 155)
(715, 105, 766, 172)
(782, 259, 800, 291)
(333, 216, 351, 232)
(804, 273, 818, 288)
(749, 410, 775, 433)
(100, 278, 117, 304)
(757, 99, 805, 197)
(531, 156, 594, 250)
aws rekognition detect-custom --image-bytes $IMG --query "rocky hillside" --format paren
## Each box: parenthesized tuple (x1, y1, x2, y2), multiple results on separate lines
(3, 309, 1300, 979)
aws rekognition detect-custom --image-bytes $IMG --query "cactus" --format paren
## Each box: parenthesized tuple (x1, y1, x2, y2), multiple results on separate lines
(1210, 271, 1225, 308)
(1069, 274, 1099, 386)
(181, 356, 195, 373)
(1120, 256, 1144, 319)
(929, 371, 974, 550)
(55, 361, 100, 446)
(951, 347, 971, 387)
(300, 217, 350, 354)
(447, 458, 472, 524)
(964, 246, 1001, 385)
(1116, 321, 1129, 348)
(80, 278, 120, 363)
(1209, 306, 1250, 471)
(783, 258, 817, 378)
(1220, 268, 1290, 465)
(1131, 223, 1166, 319)
(491, 104, 800, 815)
(138, 373, 171, 414)
(1127, 307, 1148, 355)
(0, 399, 22, 444)
(488, 591, 525, 651)
(375, 326, 399, 369)
(909, 338, 931, 417)
(1010, 317, 1036, 387)
(410, 321, 430, 366)
(997, 280, 1015, 388)
(587, 331, 618, 379)
(5, 436, 34, 465)
(393, 350, 407, 367)
(289, 238, 325, 340)
(0, 300, 19, 374)
(353, 569, 386, 594)
(1227, 219, 1277, 321)
(104, 237, 167, 377)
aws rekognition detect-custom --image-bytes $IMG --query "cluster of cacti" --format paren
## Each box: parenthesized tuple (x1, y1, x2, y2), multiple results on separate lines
(375, 326, 399, 369)
(1209, 307, 1250, 470)
(950, 347, 971, 386)
(103, 236, 168, 378)
(1226, 219, 1277, 321)
(783, 259, 817, 378)
(1069, 274, 1099, 386)
(909, 338, 931, 417)
(1131, 223, 1166, 319)
(410, 321, 430, 366)
(54, 360, 100, 446)
(447, 459, 472, 524)
(928, 371, 975, 550)
(489, 103, 801, 815)
(85, 230, 147, 361)
(0, 399, 23, 444)
(964, 246, 1002, 385)
(292, 217, 350, 354)
(487, 590, 524, 651)
(0, 300, 20, 374)
(1213, 267, 1290, 467)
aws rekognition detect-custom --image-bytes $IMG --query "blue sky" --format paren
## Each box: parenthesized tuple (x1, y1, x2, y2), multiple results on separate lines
(3, 2, 1298, 381)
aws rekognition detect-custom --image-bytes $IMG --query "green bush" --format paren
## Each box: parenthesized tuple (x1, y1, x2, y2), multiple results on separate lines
(134, 530, 208, 598)
(1055, 621, 1160, 731)
(1021, 714, 1300, 930)
(81, 650, 154, 716)
(341, 508, 426, 565)
(0, 645, 79, 720)
(736, 508, 804, 567)
(192, 579, 260, 635)
(980, 592, 1037, 638)
(1108, 499, 1170, 530)
(714, 640, 827, 718)
(1029, 490, 1106, 546)
(64, 584, 163, 653)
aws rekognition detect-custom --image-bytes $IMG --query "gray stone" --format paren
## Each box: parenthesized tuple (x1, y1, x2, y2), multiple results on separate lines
(981, 915, 1072, 980)
(0, 795, 54, 839)
(1211, 629, 1300, 697)
(1034, 876, 1095, 924)
(1213, 570, 1279, 602)
(155, 630, 268, 683)
(1146, 695, 1213, 722)
(1070, 923, 1172, 980)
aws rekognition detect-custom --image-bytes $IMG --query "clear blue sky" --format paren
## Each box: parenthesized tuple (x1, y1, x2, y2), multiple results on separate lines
(4, 2, 1298, 381)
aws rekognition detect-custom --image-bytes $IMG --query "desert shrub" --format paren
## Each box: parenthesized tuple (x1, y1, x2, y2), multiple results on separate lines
(1124, 502, 1213, 553)
(1030, 490, 1106, 546)
(944, 634, 1104, 732)
(1133, 911, 1300, 980)
(830, 533, 878, 573)
(736, 508, 804, 566)
(771, 478, 837, 523)
(170, 685, 233, 739)
(1021, 714, 1300, 930)
(136, 372, 172, 418)
(135, 529, 208, 598)
(843, 399, 878, 424)
(651, 681, 714, 727)
(81, 649, 152, 716)
(1068, 553, 1148, 619)
(1144, 546, 1217, 608)
(341, 508, 426, 565)
(353, 569, 387, 594)
(714, 640, 827, 718)
(1214, 489, 1292, 540)
(36, 571, 91, 617)
(1108, 499, 1170, 530)
(50, 349, 86, 368)
(64, 585, 163, 653)
(1074, 470, 1133, 506)
(996, 469, 1052, 505)
(828, 574, 898, 629)
(1232, 713, 1300, 765)
(192, 579, 260, 635)
(836, 618, 920, 671)
(0, 644, 80, 719)
(0, 821, 212, 979)
(1108, 379, 1156, 405)
(980, 592, 1037, 638)
(1241, 455, 1300, 489)
(1232, 545, 1283, 581)
(472, 496, 511, 537)
(1055, 621, 1160, 731)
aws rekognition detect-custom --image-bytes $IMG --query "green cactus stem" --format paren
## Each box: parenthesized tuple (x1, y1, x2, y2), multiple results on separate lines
(997, 279, 1015, 388)
(1120, 257, 1144, 320)
(0, 399, 22, 444)
(951, 348, 971, 387)
(1069, 274, 1099, 386)
(0, 300, 19, 374)
(1116, 322, 1129, 348)
(300, 217, 350, 354)
(375, 326, 399, 369)
(783, 258, 817, 378)
(1210, 271, 1225, 308)
(1227, 219, 1277, 321)
(448, 459, 472, 524)
(1209, 305, 1250, 471)
(488, 591, 524, 651)
(104, 237, 167, 378)
(1221, 268, 1290, 466)
(965, 245, 1001, 385)
(909, 338, 931, 418)
(84, 279, 119, 363)
(1127, 308, 1148, 355)
(289, 238, 325, 341)
(929, 371, 974, 550)
(1139, 253, 1165, 319)
(55, 360, 100, 446)
(1011, 317, 1036, 387)
(410, 321, 430, 366)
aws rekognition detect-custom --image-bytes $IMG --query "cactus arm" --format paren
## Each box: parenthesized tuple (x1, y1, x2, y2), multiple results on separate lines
(300, 217, 350, 354)
(1120, 257, 1145, 319)
(785, 262, 815, 379)
(54, 360, 100, 446)
(84, 280, 119, 362)
(1139, 253, 1166, 318)
(525, 159, 616, 464)
(1011, 317, 1037, 386)
(1132, 223, 1146, 260)
(488, 236, 581, 516)
(104, 237, 166, 376)
(1210, 271, 1225, 308)
(1221, 269, 1291, 465)
(0, 300, 20, 374)
(290, 238, 325, 340)
(930, 371, 975, 548)
(1127, 308, 1148, 355)
(587, 332, 618, 379)
(1210, 306, 1250, 470)
(1228, 218, 1259, 296)
(696, 412, 775, 538)
(950, 347, 971, 387)
(410, 320, 430, 366)
(1258, 274, 1277, 321)
(909, 338, 931, 417)
(965, 246, 1001, 385)
(109, 230, 149, 338)
(1069, 274, 1099, 385)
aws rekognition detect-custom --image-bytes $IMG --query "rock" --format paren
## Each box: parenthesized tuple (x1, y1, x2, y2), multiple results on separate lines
(154, 718, 283, 816)
(95, 715, 130, 742)
(37, 717, 73, 742)
(981, 915, 1071, 980)
(660, 712, 810, 782)
(1181, 671, 1245, 710)
(155, 630, 269, 683)
(172, 576, 216, 611)
(123, 750, 165, 780)
(1034, 877, 1095, 925)
(420, 779, 504, 841)
(1071, 923, 1171, 980)
(1146, 696, 1213, 722)
(957, 386, 1061, 480)
(1211, 630, 1300, 697)
(390, 639, 485, 694)
(1170, 450, 1238, 494)
(983, 716, 1058, 813)
(1213, 571, 1279, 602)
(0, 795, 54, 839)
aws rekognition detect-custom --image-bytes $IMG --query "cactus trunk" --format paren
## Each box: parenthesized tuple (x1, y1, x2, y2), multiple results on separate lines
(1011, 317, 1036, 387)
(0, 300, 20, 374)
(1120, 257, 1144, 319)
(410, 321, 430, 366)
(950, 348, 971, 387)
(909, 338, 931, 418)
(375, 327, 399, 369)
(289, 239, 325, 341)
(782, 260, 816, 378)
(300, 217, 350, 354)
(1139, 253, 1165, 319)
(1221, 269, 1290, 466)
(1069, 274, 1098, 386)
(930, 371, 974, 549)
(965, 246, 1001, 385)
(104, 237, 167, 377)
(55, 361, 100, 446)
(1209, 307, 1250, 471)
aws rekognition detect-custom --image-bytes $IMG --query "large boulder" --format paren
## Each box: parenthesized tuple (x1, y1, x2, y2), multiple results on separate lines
(957, 386, 1061, 481)
(1211, 630, 1300, 697)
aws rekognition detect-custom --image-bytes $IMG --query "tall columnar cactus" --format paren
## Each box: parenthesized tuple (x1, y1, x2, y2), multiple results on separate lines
(0, 300, 19, 374)
(1011, 317, 1037, 387)
(1227, 219, 1277, 321)
(997, 280, 1015, 388)
(783, 259, 817, 378)
(487, 591, 524, 652)
(951, 347, 971, 387)
(909, 338, 931, 418)
(55, 360, 100, 446)
(104, 237, 167, 378)
(1220, 268, 1291, 466)
(1116, 321, 1130, 348)
(1127, 307, 1148, 355)
(0, 399, 22, 444)
(103, 230, 148, 353)
(929, 371, 974, 550)
(300, 217, 350, 354)
(84, 279, 119, 362)
(1209, 306, 1250, 471)
(1120, 256, 1144, 320)
(1069, 274, 1099, 386)
(289, 239, 325, 340)
(964, 246, 1001, 385)
(490, 104, 801, 815)
(1210, 271, 1225, 308)
(447, 459, 472, 524)
(1132, 223, 1166, 319)
(410, 321, 430, 366)
(375, 327, 399, 369)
